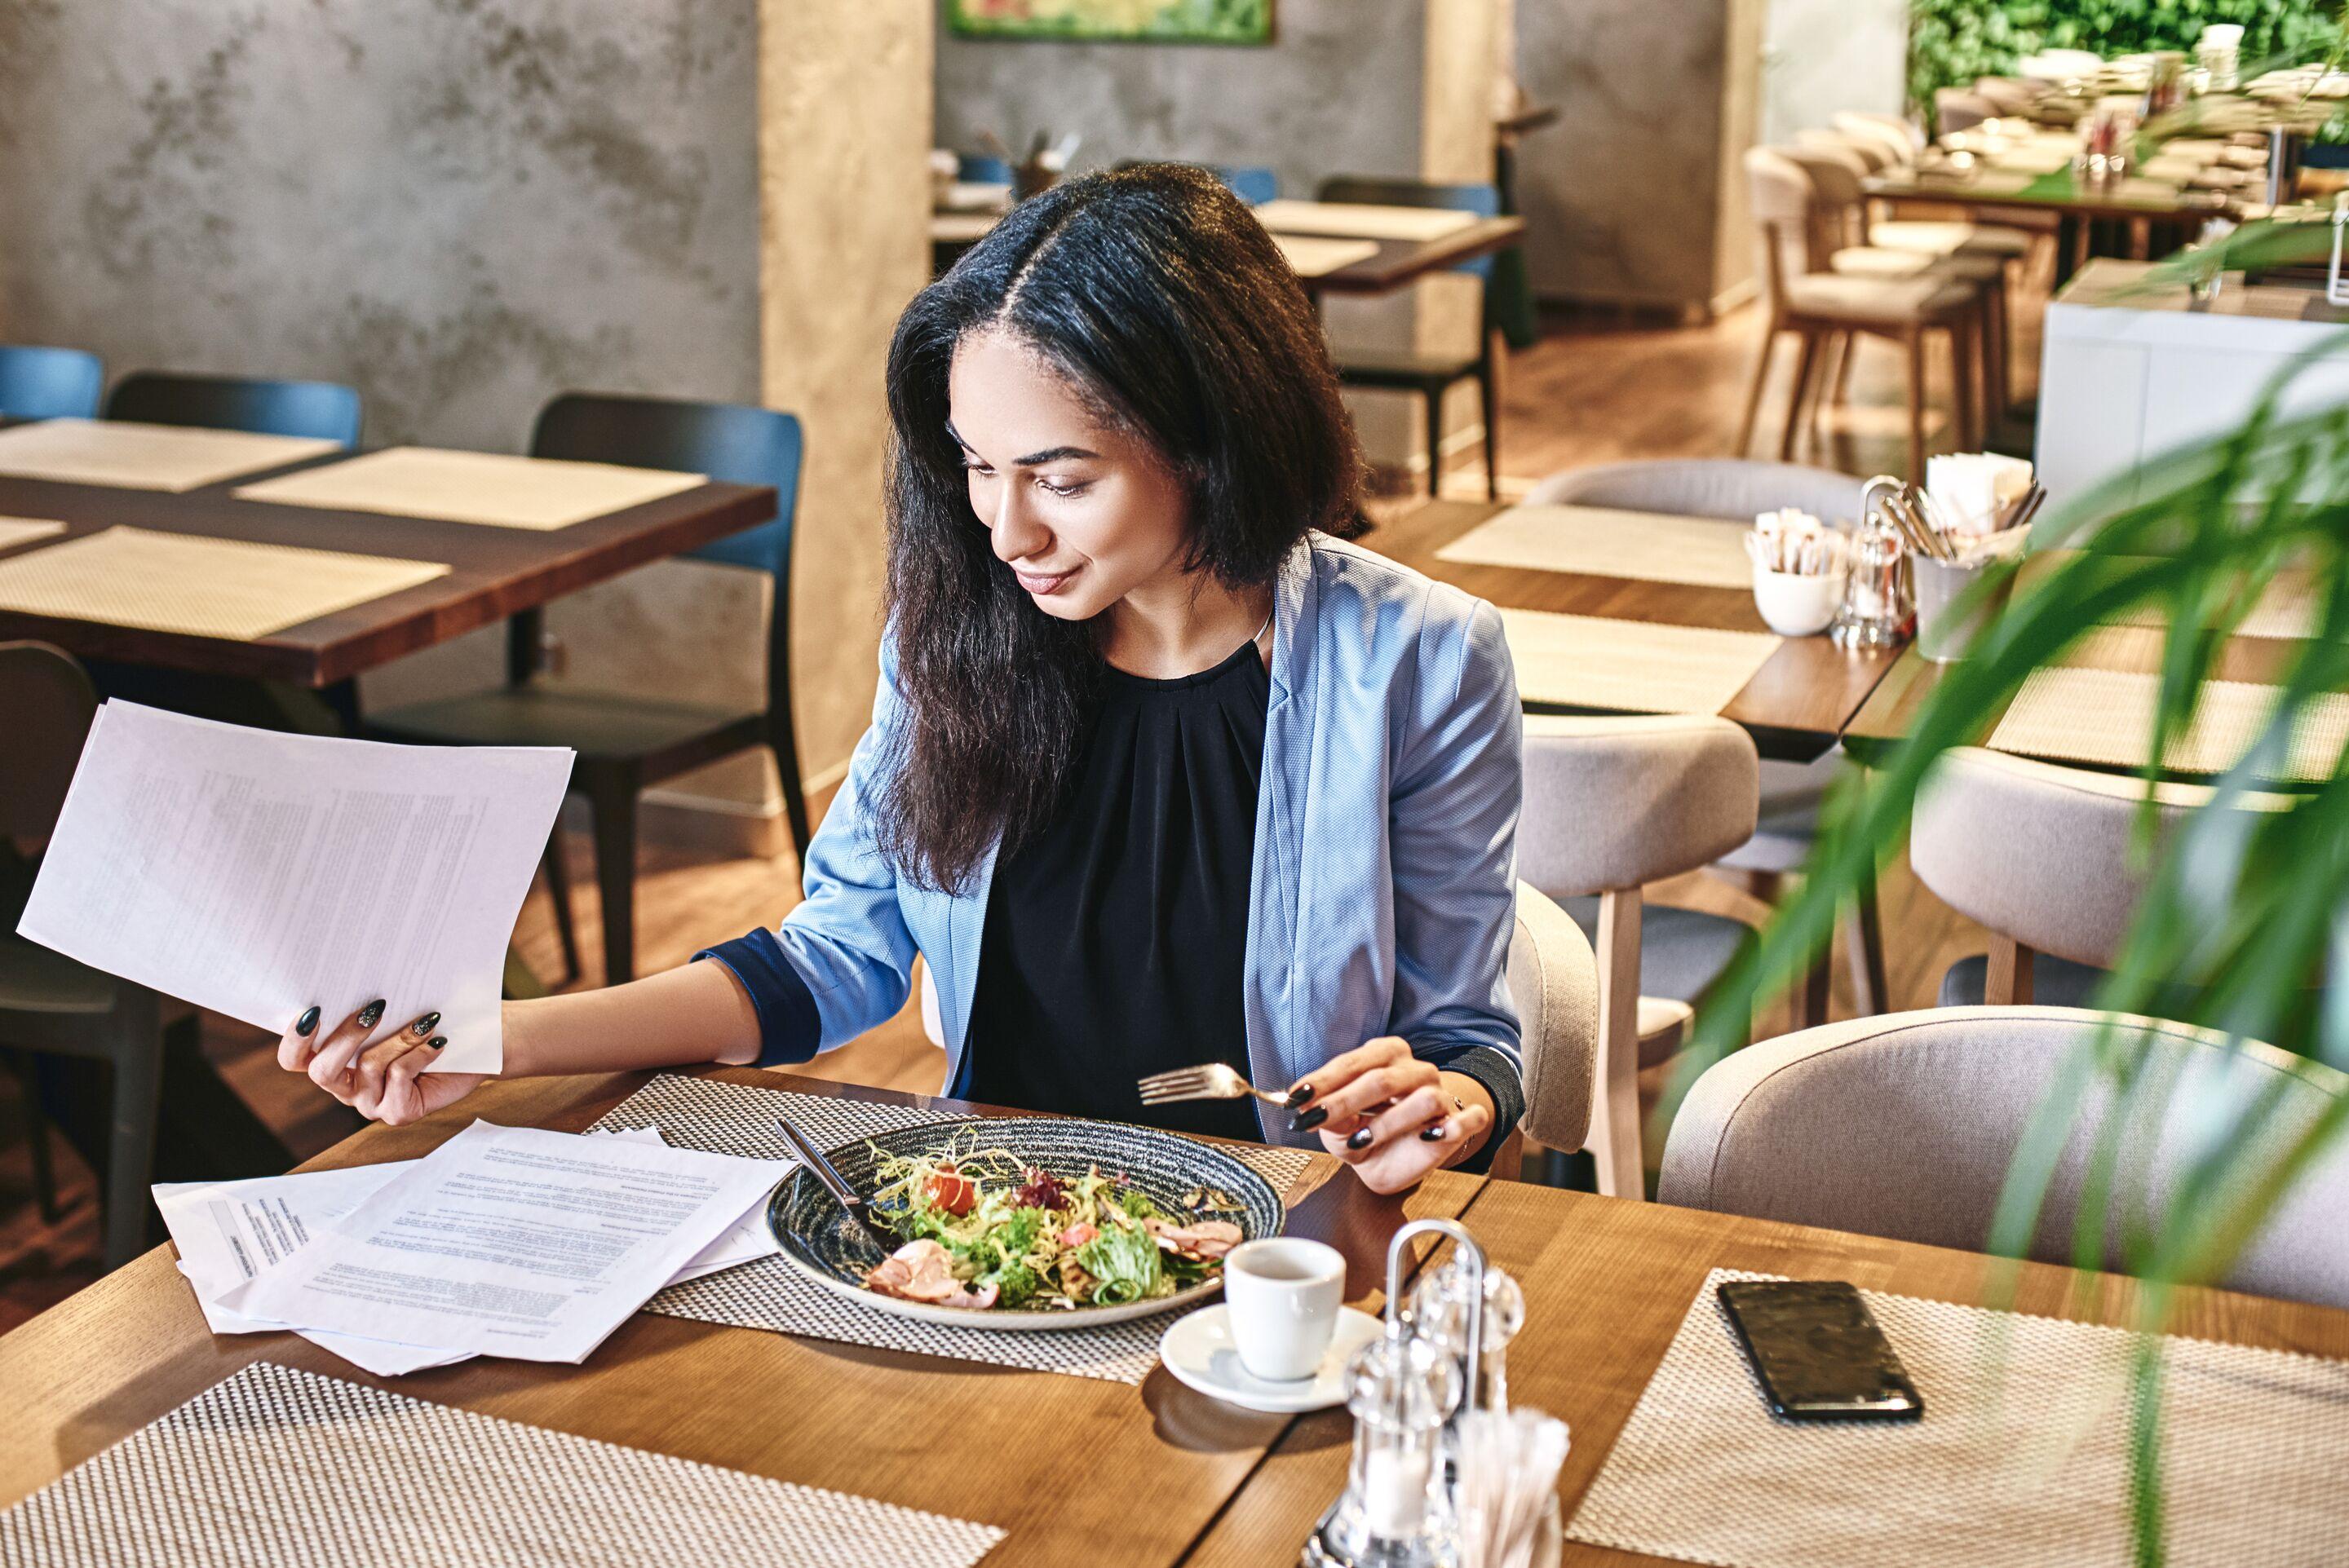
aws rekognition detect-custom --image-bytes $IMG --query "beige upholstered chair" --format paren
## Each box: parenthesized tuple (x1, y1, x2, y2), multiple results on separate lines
(1522, 459, 1887, 1020)
(1519, 713, 1759, 1197)
(1741, 148, 1984, 478)
(1972, 76, 2039, 117)
(1834, 110, 1922, 166)
(1659, 1006, 2349, 1310)
(1911, 747, 2295, 1008)
(914, 886, 1605, 1182)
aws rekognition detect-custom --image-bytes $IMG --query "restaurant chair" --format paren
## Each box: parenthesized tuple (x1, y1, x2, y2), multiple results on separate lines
(0, 345, 104, 421)
(0, 642, 184, 1272)
(957, 153, 1013, 186)
(1318, 174, 1506, 500)
(1517, 713, 1760, 1199)
(1520, 458, 1889, 1020)
(1911, 747, 2292, 1011)
(1739, 148, 1985, 479)
(911, 886, 1604, 1186)
(1972, 77, 2040, 117)
(363, 395, 807, 987)
(1658, 1006, 2349, 1310)
(103, 371, 363, 448)
(1776, 144, 2013, 425)
(1833, 110, 1923, 165)
(1214, 166, 1280, 206)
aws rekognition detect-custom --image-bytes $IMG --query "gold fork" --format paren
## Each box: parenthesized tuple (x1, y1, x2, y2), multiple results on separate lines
(1137, 1061, 1292, 1109)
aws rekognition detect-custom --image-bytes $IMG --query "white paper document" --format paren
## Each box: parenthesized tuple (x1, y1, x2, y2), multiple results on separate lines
(156, 1127, 780, 1376)
(16, 702, 571, 1074)
(229, 1120, 785, 1363)
(154, 1164, 470, 1377)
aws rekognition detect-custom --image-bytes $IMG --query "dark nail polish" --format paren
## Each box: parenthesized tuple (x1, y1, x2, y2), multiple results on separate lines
(1285, 1082, 1316, 1108)
(295, 1005, 321, 1037)
(1290, 1106, 1328, 1133)
(356, 999, 386, 1029)
(410, 1011, 441, 1037)
(1346, 1127, 1374, 1151)
(427, 1036, 447, 1050)
(1420, 1124, 1449, 1142)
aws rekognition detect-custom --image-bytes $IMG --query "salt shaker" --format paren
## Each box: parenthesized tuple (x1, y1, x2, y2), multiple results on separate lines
(1831, 481, 1913, 649)
(1306, 1327, 1463, 1568)
(1408, 1260, 1525, 1415)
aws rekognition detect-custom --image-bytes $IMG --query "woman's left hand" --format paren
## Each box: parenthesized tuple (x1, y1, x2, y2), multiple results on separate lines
(1286, 1037, 1494, 1195)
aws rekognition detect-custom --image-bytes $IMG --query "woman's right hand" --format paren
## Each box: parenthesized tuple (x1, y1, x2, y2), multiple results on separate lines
(277, 998, 489, 1128)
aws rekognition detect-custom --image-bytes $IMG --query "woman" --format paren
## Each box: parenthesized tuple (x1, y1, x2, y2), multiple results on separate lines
(281, 164, 1524, 1192)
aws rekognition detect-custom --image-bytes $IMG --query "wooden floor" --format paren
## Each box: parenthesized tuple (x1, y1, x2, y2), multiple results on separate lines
(0, 281, 2037, 1332)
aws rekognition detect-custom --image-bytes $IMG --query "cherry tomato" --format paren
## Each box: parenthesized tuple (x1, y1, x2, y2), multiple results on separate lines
(925, 1168, 977, 1217)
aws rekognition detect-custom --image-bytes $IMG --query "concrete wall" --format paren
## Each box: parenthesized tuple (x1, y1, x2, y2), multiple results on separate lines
(1758, 0, 1909, 150)
(0, 0, 921, 841)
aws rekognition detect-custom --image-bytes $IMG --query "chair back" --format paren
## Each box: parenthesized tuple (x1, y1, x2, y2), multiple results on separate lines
(1935, 88, 1998, 138)
(1973, 76, 2037, 116)
(1508, 882, 1600, 1156)
(1797, 126, 1895, 174)
(1659, 1006, 2349, 1310)
(1911, 748, 2294, 973)
(1214, 165, 1280, 205)
(1834, 110, 1921, 165)
(1741, 148, 1816, 310)
(957, 152, 1013, 186)
(0, 346, 104, 421)
(1317, 174, 1504, 281)
(104, 372, 362, 447)
(1776, 144, 1873, 253)
(1519, 714, 1758, 899)
(0, 643, 99, 841)
(1523, 457, 1865, 524)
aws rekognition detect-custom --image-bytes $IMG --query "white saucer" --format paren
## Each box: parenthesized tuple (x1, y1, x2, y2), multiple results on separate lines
(1158, 1304, 1384, 1413)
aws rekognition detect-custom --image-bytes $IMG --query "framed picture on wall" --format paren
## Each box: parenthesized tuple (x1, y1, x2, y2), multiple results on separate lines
(947, 0, 1273, 44)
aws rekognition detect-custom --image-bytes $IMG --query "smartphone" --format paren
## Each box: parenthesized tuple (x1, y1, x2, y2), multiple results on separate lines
(1717, 1279, 1923, 1423)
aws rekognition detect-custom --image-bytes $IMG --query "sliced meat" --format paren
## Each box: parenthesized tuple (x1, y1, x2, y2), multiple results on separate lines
(1059, 1222, 1098, 1248)
(864, 1239, 1000, 1310)
(1144, 1217, 1245, 1259)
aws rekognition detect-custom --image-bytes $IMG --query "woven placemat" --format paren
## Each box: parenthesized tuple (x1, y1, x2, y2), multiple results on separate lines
(1273, 234, 1379, 277)
(1497, 607, 1781, 716)
(236, 447, 707, 531)
(0, 1361, 1002, 1567)
(590, 1076, 1314, 1384)
(0, 516, 65, 553)
(1564, 1269, 2349, 1568)
(0, 417, 341, 492)
(1990, 664, 2349, 782)
(0, 525, 449, 641)
(1436, 506, 1755, 590)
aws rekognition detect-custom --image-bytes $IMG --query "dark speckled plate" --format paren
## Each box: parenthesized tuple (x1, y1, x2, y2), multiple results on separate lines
(765, 1117, 1284, 1332)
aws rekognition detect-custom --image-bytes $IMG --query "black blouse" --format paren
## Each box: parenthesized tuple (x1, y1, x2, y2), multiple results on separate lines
(958, 639, 1269, 1142)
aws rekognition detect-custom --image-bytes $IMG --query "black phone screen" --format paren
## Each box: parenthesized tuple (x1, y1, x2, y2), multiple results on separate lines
(1717, 1279, 1923, 1422)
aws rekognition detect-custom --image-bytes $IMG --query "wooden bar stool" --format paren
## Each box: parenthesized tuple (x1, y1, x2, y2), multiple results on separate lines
(1737, 148, 1985, 479)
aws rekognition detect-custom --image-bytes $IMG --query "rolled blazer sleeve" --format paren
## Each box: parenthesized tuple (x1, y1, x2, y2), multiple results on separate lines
(694, 638, 922, 1066)
(1385, 594, 1525, 1152)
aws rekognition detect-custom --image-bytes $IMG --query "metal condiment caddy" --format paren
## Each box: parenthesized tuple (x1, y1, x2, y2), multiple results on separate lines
(1303, 1220, 1503, 1568)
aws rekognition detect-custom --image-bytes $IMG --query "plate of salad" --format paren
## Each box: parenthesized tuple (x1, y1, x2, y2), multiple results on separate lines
(765, 1117, 1286, 1331)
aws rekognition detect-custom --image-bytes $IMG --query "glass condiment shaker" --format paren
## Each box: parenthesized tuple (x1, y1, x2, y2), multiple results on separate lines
(1832, 482, 1913, 649)
(1407, 1260, 1525, 1415)
(1306, 1327, 1464, 1568)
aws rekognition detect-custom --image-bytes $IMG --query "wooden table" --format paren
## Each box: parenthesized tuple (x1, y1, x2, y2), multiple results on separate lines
(13, 1067, 2345, 1564)
(1191, 1177, 2349, 1566)
(1371, 501, 1906, 762)
(0, 461, 776, 686)
(0, 1068, 1480, 1566)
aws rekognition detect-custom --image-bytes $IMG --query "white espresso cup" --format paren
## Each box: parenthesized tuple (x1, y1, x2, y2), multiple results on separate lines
(1223, 1238, 1346, 1382)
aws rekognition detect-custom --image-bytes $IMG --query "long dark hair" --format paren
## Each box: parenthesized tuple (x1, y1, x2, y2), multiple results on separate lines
(874, 162, 1368, 892)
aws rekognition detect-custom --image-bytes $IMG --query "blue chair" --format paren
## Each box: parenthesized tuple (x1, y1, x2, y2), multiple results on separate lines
(1214, 165, 1280, 205)
(104, 371, 363, 447)
(362, 394, 807, 986)
(1319, 175, 1506, 499)
(958, 153, 1014, 187)
(0, 346, 104, 421)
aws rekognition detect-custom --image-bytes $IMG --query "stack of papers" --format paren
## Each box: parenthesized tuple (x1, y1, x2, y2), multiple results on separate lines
(158, 1120, 789, 1376)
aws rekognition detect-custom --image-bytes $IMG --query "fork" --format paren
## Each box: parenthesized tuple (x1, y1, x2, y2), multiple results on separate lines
(1137, 1061, 1291, 1109)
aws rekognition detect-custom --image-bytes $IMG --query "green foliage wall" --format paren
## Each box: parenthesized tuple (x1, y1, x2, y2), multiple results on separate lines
(1907, 0, 2346, 110)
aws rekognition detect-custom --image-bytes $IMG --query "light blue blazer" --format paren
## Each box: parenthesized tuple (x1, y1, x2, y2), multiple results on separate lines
(699, 532, 1525, 1149)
